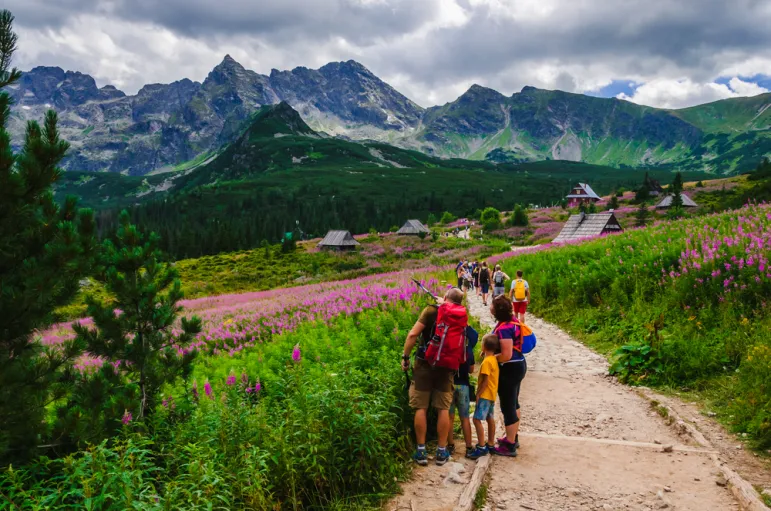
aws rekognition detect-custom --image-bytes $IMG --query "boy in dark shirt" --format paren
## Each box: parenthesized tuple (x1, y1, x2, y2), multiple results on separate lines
(447, 326, 479, 457)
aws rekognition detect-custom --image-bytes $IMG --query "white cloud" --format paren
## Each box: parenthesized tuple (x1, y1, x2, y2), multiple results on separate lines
(617, 77, 769, 109)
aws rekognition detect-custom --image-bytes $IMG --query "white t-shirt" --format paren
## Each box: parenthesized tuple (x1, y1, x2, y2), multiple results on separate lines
(511, 279, 529, 302)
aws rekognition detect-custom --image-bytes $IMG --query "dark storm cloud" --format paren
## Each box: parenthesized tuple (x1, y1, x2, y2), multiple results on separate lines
(376, 0, 771, 90)
(6, 0, 771, 107)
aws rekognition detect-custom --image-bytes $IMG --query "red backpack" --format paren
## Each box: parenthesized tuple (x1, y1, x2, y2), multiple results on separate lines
(424, 302, 468, 370)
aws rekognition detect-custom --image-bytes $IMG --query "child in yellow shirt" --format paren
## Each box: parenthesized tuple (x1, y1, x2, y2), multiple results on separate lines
(467, 334, 500, 459)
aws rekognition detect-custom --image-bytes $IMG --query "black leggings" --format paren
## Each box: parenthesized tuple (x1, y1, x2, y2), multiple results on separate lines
(498, 360, 527, 426)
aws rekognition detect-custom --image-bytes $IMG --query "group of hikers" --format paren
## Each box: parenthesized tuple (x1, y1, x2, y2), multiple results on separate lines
(402, 264, 531, 465)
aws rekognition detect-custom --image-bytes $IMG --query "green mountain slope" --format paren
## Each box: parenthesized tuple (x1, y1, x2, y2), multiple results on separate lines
(56, 103, 708, 259)
(405, 86, 771, 175)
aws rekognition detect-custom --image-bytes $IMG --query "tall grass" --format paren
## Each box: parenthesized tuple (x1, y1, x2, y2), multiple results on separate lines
(493, 202, 771, 447)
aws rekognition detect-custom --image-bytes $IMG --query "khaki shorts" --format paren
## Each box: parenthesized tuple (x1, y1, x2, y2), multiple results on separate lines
(409, 358, 455, 410)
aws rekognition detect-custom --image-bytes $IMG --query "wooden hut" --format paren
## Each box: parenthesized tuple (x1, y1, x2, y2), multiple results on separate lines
(553, 212, 623, 243)
(318, 230, 360, 251)
(655, 193, 698, 209)
(397, 219, 430, 236)
(566, 183, 601, 207)
(648, 179, 665, 197)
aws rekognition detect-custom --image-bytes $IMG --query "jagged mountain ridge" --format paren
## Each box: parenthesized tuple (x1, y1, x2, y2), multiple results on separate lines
(10, 55, 771, 175)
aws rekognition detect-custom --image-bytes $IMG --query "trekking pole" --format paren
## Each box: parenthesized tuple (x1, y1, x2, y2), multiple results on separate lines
(411, 278, 439, 301)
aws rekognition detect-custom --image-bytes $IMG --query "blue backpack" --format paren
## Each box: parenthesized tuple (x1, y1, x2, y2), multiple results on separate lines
(519, 322, 537, 354)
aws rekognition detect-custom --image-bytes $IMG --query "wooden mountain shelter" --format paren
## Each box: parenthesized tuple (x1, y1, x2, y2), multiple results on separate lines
(317, 230, 360, 251)
(397, 219, 430, 235)
(566, 183, 601, 207)
(647, 179, 665, 197)
(655, 193, 698, 209)
(553, 212, 623, 243)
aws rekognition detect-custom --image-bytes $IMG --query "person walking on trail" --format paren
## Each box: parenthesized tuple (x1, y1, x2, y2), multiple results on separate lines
(509, 270, 530, 323)
(447, 325, 478, 457)
(472, 262, 481, 296)
(492, 265, 510, 298)
(490, 295, 527, 457)
(467, 334, 500, 459)
(479, 261, 491, 306)
(402, 288, 466, 466)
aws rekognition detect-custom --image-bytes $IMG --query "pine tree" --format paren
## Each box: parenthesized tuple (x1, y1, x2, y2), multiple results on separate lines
(0, 10, 96, 465)
(510, 204, 529, 227)
(670, 172, 684, 210)
(635, 202, 650, 227)
(426, 213, 437, 226)
(67, 212, 201, 443)
(607, 195, 620, 211)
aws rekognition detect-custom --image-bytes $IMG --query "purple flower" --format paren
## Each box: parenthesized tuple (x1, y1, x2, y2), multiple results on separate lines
(122, 410, 132, 425)
(292, 344, 302, 362)
(240, 372, 248, 385)
(192, 380, 199, 400)
(226, 374, 236, 386)
(204, 380, 213, 398)
(255, 380, 262, 393)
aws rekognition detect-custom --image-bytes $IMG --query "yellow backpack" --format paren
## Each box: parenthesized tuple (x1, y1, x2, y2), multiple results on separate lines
(513, 279, 527, 301)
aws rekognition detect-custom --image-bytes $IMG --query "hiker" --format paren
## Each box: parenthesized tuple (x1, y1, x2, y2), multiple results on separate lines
(509, 270, 531, 323)
(492, 265, 510, 298)
(447, 325, 479, 456)
(479, 262, 491, 306)
(401, 288, 467, 466)
(456, 260, 464, 288)
(472, 262, 481, 296)
(462, 264, 473, 292)
(490, 295, 527, 457)
(467, 334, 500, 459)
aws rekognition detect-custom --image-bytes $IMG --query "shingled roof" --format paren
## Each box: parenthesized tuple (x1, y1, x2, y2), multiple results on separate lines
(655, 193, 698, 209)
(397, 219, 430, 235)
(566, 183, 601, 200)
(318, 230, 360, 248)
(553, 212, 623, 243)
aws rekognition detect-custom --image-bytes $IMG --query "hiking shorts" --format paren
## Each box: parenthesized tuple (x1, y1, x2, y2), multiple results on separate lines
(493, 286, 505, 297)
(498, 360, 527, 426)
(481, 283, 489, 294)
(409, 359, 454, 410)
(474, 398, 495, 421)
(512, 301, 528, 314)
(449, 384, 471, 418)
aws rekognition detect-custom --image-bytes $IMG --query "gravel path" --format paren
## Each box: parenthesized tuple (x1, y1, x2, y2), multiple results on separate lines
(390, 291, 748, 510)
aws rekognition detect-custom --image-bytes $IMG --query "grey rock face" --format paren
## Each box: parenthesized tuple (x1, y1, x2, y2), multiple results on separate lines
(10, 55, 423, 175)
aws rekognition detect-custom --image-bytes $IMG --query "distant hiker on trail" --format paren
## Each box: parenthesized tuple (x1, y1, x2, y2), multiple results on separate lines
(509, 270, 531, 323)
(490, 295, 526, 457)
(402, 288, 468, 466)
(472, 262, 481, 296)
(479, 262, 491, 306)
(462, 264, 473, 292)
(467, 334, 500, 459)
(492, 265, 510, 298)
(456, 260, 464, 288)
(447, 325, 478, 457)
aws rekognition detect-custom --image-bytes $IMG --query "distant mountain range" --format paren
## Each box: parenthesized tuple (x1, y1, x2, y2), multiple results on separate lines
(10, 55, 771, 175)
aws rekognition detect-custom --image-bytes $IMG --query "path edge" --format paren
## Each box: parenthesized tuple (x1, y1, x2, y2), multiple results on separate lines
(454, 455, 492, 511)
(635, 388, 770, 511)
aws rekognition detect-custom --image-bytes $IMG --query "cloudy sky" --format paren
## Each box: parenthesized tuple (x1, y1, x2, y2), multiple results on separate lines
(7, 0, 771, 109)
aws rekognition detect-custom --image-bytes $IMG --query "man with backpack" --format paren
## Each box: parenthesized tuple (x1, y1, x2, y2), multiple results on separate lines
(401, 288, 468, 466)
(509, 270, 530, 323)
(492, 264, 510, 298)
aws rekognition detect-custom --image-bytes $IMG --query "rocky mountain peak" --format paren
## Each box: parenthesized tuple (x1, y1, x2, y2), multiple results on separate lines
(460, 84, 506, 101)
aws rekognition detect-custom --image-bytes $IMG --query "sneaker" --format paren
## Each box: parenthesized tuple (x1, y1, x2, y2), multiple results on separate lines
(465, 445, 489, 460)
(413, 449, 428, 466)
(435, 448, 450, 466)
(492, 443, 517, 457)
(498, 435, 520, 449)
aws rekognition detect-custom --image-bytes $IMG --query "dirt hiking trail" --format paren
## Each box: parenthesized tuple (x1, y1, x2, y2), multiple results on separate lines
(389, 291, 770, 511)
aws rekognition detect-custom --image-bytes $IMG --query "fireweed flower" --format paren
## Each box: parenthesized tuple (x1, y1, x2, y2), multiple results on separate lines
(192, 380, 199, 400)
(226, 374, 237, 386)
(122, 410, 132, 425)
(292, 344, 302, 362)
(255, 380, 262, 393)
(204, 380, 213, 398)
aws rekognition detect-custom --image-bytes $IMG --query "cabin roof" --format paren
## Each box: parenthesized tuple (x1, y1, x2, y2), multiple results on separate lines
(655, 193, 698, 208)
(397, 219, 430, 235)
(317, 230, 360, 247)
(553, 212, 622, 243)
(566, 183, 601, 200)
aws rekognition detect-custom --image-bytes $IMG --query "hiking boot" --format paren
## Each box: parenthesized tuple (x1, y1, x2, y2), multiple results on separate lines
(447, 443, 456, 455)
(435, 448, 450, 466)
(492, 443, 517, 457)
(413, 449, 428, 466)
(465, 445, 488, 460)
